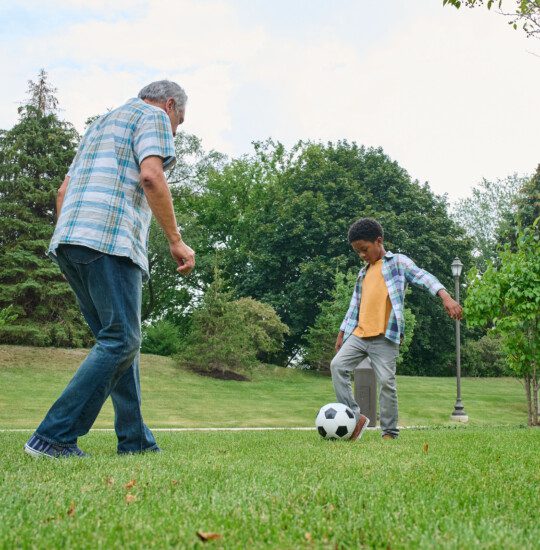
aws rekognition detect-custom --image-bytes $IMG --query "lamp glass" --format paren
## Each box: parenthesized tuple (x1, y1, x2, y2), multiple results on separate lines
(451, 258, 463, 278)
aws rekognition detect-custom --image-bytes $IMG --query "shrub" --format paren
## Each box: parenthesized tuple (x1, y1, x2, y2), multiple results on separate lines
(141, 320, 183, 356)
(179, 271, 289, 376)
(461, 332, 508, 377)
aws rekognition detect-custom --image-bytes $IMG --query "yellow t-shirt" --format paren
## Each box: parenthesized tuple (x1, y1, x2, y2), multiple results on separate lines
(353, 259, 392, 338)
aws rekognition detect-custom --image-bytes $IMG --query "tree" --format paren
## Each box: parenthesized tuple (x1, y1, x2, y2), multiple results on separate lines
(142, 131, 226, 328)
(180, 268, 288, 377)
(0, 72, 91, 347)
(452, 175, 525, 272)
(304, 270, 359, 371)
(464, 220, 540, 425)
(497, 166, 540, 249)
(24, 69, 59, 115)
(443, 0, 540, 37)
(188, 140, 470, 373)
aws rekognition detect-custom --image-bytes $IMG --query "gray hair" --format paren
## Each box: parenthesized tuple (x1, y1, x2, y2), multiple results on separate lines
(138, 80, 187, 114)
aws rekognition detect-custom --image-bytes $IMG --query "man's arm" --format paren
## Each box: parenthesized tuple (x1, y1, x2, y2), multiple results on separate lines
(56, 176, 70, 219)
(140, 155, 195, 276)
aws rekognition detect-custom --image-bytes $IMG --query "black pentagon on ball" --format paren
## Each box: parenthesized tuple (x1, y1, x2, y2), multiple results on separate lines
(345, 409, 354, 419)
(336, 425, 349, 438)
(318, 426, 327, 438)
(324, 407, 337, 419)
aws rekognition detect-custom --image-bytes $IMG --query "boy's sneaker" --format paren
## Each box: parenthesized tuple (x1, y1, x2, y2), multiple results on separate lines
(350, 414, 370, 441)
(24, 434, 88, 458)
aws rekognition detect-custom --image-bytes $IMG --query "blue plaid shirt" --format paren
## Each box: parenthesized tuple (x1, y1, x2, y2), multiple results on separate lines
(49, 98, 176, 279)
(340, 252, 445, 344)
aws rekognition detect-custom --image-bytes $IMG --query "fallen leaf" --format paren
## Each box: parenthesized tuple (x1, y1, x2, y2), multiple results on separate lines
(125, 494, 137, 504)
(423, 442, 429, 454)
(196, 531, 222, 542)
(171, 480, 178, 485)
(305, 532, 312, 542)
(67, 501, 76, 517)
(105, 476, 115, 486)
(124, 479, 136, 490)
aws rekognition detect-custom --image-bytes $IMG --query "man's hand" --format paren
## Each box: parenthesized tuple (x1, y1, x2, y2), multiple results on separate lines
(169, 239, 195, 276)
(335, 331, 345, 353)
(438, 289, 463, 320)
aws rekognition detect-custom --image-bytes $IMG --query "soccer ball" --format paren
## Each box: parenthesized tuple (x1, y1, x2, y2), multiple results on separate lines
(315, 403, 357, 440)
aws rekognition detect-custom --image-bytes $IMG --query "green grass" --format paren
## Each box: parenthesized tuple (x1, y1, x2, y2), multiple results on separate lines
(1, 428, 539, 549)
(0, 345, 529, 428)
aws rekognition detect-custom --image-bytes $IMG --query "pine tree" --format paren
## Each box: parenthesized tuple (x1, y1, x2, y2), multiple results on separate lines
(0, 70, 91, 346)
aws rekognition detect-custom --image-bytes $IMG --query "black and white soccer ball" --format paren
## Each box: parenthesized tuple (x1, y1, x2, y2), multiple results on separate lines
(315, 403, 357, 440)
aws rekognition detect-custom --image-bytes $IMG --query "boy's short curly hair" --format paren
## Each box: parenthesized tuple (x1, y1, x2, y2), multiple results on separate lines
(348, 218, 384, 243)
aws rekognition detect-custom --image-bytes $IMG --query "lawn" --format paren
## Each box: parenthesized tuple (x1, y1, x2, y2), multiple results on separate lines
(0, 346, 529, 428)
(1, 428, 539, 549)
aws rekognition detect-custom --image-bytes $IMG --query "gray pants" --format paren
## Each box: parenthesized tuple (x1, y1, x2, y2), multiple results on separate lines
(330, 334, 400, 437)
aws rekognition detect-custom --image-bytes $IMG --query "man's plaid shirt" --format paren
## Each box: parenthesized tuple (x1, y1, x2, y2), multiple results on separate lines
(49, 98, 176, 279)
(340, 252, 445, 344)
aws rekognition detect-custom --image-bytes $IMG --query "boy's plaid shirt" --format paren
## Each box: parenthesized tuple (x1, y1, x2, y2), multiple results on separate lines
(340, 252, 445, 345)
(48, 98, 176, 279)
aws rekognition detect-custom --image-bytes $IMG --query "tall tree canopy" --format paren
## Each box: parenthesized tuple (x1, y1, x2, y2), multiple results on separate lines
(0, 71, 90, 346)
(452, 175, 526, 272)
(166, 140, 471, 373)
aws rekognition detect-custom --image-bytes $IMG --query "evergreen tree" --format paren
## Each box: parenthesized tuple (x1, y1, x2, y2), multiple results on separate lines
(0, 71, 91, 346)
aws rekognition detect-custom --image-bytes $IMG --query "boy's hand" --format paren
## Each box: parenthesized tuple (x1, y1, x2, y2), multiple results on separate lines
(335, 331, 345, 352)
(438, 290, 463, 320)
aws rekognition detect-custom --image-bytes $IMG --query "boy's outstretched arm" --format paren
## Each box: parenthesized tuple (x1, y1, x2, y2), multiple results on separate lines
(402, 255, 463, 321)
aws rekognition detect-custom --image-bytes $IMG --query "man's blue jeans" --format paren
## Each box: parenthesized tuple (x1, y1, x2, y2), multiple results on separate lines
(35, 245, 158, 453)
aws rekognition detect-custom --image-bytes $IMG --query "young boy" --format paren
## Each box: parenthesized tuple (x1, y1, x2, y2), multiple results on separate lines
(331, 218, 462, 440)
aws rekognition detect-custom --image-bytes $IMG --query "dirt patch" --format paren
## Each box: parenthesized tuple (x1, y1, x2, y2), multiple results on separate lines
(190, 366, 250, 381)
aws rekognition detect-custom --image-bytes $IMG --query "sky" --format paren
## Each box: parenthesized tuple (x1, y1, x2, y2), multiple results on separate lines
(1, 0, 538, 202)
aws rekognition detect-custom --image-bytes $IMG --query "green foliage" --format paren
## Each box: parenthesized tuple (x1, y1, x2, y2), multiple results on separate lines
(465, 220, 540, 424)
(461, 332, 508, 377)
(398, 306, 417, 370)
(141, 319, 183, 357)
(452, 175, 525, 272)
(443, 0, 540, 37)
(0, 73, 92, 347)
(303, 270, 358, 371)
(142, 131, 226, 325)
(179, 269, 288, 376)
(497, 165, 540, 248)
(0, 306, 17, 328)
(170, 139, 470, 373)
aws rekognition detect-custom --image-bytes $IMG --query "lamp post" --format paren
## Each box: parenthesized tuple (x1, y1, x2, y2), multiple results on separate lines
(450, 257, 468, 422)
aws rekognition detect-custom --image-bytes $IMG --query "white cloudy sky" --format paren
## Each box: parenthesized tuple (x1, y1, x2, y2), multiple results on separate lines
(1, 0, 538, 201)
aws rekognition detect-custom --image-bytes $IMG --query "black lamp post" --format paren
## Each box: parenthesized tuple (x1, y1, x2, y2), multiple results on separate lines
(450, 257, 468, 422)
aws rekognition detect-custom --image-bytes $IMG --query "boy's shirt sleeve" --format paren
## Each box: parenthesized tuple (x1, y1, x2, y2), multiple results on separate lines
(400, 254, 445, 297)
(340, 280, 360, 333)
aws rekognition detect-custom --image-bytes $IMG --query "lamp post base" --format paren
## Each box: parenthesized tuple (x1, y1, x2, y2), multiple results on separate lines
(450, 412, 469, 423)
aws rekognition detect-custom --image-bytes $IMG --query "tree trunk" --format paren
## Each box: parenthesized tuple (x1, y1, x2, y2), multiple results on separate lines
(524, 374, 533, 426)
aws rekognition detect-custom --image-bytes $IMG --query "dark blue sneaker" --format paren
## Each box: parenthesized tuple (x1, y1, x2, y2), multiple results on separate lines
(24, 434, 88, 458)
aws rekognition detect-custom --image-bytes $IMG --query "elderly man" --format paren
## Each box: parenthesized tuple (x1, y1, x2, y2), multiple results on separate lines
(24, 80, 194, 457)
